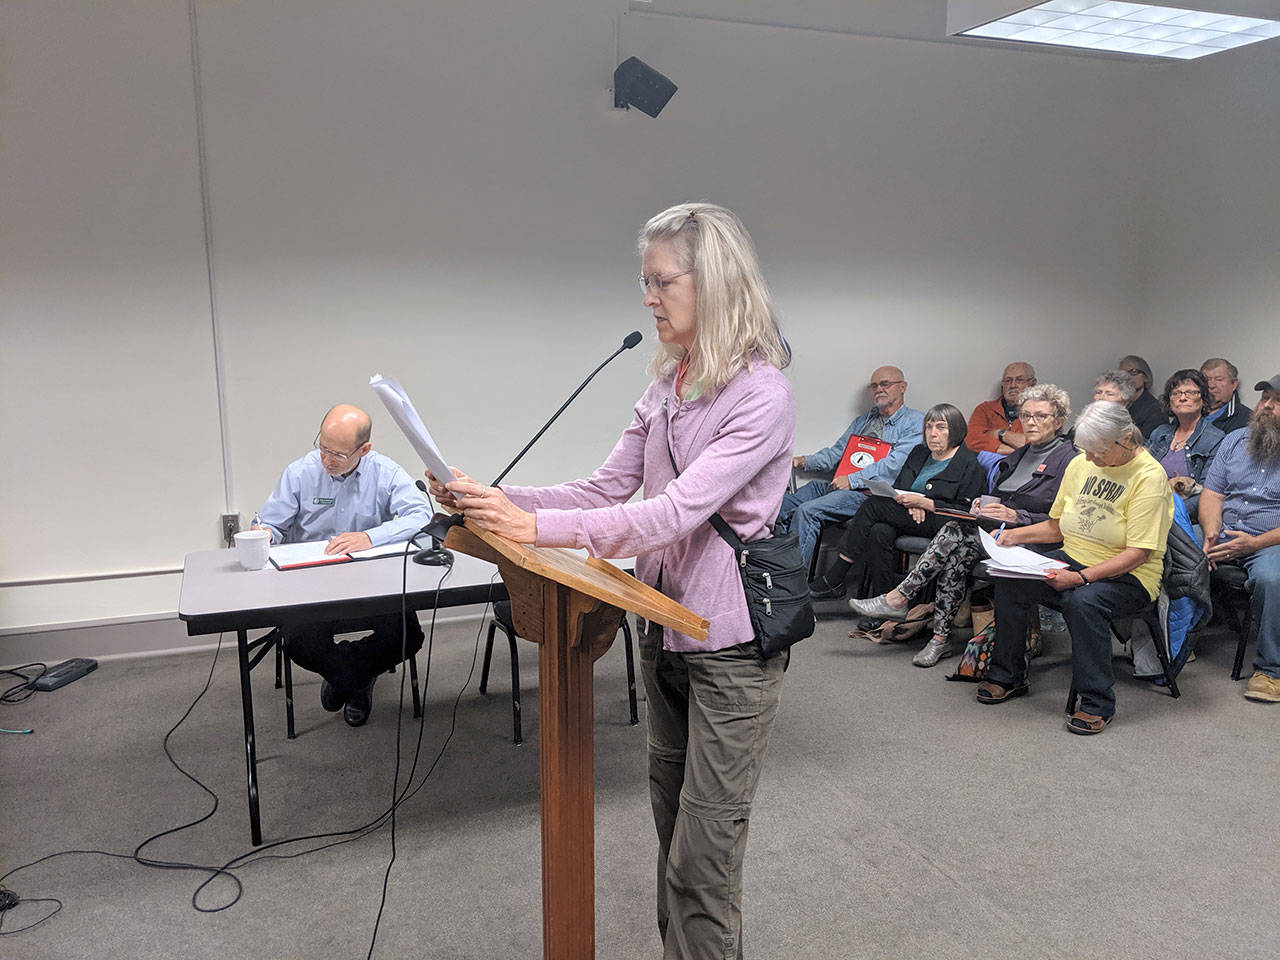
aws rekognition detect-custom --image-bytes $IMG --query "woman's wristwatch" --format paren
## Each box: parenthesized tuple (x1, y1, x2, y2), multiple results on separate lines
(1078, 570, 1091, 584)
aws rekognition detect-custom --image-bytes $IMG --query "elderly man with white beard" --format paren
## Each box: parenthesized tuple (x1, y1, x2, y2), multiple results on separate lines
(1199, 374, 1280, 703)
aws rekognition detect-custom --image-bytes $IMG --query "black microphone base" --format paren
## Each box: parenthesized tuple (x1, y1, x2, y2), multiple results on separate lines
(412, 512, 465, 566)
(412, 543, 454, 567)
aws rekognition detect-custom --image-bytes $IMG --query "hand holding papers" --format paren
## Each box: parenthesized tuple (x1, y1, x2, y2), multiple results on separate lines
(369, 374, 451, 482)
(865, 479, 910, 499)
(977, 527, 1067, 580)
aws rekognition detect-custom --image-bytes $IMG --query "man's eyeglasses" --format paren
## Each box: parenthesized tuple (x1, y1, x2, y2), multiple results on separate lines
(314, 432, 363, 462)
(868, 379, 904, 391)
(1169, 389, 1202, 400)
(1002, 376, 1034, 386)
(1021, 412, 1058, 423)
(638, 270, 691, 294)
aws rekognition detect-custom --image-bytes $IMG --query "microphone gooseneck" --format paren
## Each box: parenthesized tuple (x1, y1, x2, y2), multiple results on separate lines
(489, 331, 643, 487)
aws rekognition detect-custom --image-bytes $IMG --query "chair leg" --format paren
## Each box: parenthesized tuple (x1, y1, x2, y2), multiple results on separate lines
(408, 651, 422, 719)
(1232, 602, 1258, 682)
(274, 635, 283, 689)
(281, 641, 296, 740)
(480, 621, 497, 694)
(621, 614, 638, 726)
(1141, 604, 1180, 699)
(1065, 686, 1078, 716)
(507, 630, 522, 746)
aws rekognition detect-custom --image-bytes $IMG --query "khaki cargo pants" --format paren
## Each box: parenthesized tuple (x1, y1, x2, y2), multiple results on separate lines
(640, 621, 786, 960)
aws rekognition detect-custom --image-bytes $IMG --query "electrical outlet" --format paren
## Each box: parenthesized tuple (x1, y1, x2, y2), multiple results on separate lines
(221, 513, 241, 546)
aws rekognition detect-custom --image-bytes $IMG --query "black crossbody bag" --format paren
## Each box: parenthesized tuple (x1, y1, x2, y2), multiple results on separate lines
(667, 446, 815, 657)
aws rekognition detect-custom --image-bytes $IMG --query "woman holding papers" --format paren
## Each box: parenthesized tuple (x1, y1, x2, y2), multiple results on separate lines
(977, 401, 1174, 735)
(809, 403, 985, 603)
(848, 385, 1076, 667)
(427, 203, 795, 960)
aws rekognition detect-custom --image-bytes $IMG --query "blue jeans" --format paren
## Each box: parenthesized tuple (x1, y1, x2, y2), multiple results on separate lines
(987, 549, 1150, 719)
(1243, 543, 1280, 677)
(776, 480, 868, 566)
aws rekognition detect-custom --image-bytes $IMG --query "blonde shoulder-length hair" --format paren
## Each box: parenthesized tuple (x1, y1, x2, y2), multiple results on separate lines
(640, 202, 791, 395)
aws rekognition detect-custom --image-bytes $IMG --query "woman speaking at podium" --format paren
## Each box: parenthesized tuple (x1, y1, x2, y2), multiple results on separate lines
(429, 202, 796, 959)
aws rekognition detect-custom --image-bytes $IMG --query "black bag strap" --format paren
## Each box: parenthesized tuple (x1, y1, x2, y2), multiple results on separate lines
(666, 440, 745, 553)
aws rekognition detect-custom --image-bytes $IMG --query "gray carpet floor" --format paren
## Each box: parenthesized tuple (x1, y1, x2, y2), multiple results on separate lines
(2, 609, 1277, 960)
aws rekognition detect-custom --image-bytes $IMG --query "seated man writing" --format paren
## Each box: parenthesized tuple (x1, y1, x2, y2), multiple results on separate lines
(255, 403, 432, 726)
(777, 365, 924, 566)
(1199, 374, 1280, 704)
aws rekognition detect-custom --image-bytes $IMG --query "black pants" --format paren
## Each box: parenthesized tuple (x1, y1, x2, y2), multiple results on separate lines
(986, 549, 1150, 718)
(839, 497, 947, 599)
(282, 612, 424, 699)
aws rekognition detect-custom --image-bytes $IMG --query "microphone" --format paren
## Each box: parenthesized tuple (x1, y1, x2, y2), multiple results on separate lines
(490, 331, 643, 487)
(411, 479, 455, 567)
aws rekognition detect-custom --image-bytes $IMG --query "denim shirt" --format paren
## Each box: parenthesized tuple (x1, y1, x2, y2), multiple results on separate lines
(1146, 418, 1225, 484)
(802, 404, 925, 485)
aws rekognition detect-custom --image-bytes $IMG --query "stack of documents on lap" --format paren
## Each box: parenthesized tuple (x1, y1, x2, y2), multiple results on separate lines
(269, 540, 417, 571)
(977, 528, 1067, 580)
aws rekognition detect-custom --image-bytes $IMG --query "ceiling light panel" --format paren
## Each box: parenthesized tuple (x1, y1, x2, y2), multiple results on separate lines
(957, 1, 1280, 58)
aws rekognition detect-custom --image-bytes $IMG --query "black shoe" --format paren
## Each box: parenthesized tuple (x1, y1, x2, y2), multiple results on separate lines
(809, 579, 847, 601)
(343, 677, 376, 727)
(320, 679, 344, 713)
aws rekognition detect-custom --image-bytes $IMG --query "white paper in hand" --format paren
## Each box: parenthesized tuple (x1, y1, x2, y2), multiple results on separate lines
(369, 374, 451, 482)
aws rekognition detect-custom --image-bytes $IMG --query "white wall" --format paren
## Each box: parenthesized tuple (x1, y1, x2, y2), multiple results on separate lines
(2, 1, 1276, 645)
(1134, 43, 1279, 393)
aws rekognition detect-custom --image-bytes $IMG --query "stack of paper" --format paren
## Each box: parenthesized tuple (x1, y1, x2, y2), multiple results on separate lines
(977, 528, 1068, 580)
(269, 539, 418, 571)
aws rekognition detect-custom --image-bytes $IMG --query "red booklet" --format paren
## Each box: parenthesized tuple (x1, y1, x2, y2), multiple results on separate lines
(834, 434, 892, 478)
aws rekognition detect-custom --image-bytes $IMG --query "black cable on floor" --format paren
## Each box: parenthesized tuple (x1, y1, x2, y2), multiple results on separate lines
(0, 663, 47, 704)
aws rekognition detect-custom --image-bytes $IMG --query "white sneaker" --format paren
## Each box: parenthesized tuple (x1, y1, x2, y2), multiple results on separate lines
(912, 638, 954, 667)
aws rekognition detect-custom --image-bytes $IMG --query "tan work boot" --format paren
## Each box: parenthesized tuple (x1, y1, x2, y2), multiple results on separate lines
(1244, 672, 1280, 703)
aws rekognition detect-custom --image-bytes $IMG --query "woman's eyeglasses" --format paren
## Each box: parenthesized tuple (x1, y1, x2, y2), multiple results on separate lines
(638, 270, 691, 294)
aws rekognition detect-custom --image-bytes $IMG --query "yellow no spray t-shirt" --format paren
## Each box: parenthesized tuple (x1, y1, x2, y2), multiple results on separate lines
(1049, 449, 1174, 600)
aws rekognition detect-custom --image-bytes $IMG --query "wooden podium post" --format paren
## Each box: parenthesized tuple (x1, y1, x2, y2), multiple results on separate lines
(444, 521, 708, 960)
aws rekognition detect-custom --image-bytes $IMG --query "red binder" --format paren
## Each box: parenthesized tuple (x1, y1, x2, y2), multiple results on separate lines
(834, 433, 892, 478)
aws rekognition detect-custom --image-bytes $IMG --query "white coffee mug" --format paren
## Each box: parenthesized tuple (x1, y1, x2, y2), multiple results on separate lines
(234, 529, 271, 571)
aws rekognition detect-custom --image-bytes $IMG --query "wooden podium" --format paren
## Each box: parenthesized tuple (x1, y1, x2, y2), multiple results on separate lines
(443, 520, 708, 960)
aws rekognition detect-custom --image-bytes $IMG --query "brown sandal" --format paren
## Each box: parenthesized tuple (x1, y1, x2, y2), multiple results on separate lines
(976, 680, 1029, 704)
(1066, 711, 1111, 735)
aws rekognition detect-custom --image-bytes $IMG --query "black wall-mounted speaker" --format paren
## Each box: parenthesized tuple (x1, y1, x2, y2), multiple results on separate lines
(613, 57, 677, 118)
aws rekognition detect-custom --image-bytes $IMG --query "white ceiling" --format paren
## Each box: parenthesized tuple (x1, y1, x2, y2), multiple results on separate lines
(628, 0, 1280, 49)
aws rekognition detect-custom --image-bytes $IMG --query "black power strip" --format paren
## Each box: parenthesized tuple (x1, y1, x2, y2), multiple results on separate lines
(31, 658, 98, 692)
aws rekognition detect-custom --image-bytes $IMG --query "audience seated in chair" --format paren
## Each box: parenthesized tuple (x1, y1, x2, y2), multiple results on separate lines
(848, 384, 1076, 667)
(777, 365, 924, 566)
(1117, 354, 1166, 439)
(1199, 374, 1280, 704)
(1145, 368, 1224, 517)
(809, 403, 987, 607)
(965, 361, 1037, 455)
(977, 400, 1174, 736)
(1200, 357, 1253, 434)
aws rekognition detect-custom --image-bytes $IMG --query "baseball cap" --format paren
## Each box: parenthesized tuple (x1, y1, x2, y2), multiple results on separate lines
(1253, 374, 1280, 393)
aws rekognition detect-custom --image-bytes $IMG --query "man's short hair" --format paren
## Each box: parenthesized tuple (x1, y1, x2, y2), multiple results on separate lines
(1201, 357, 1239, 380)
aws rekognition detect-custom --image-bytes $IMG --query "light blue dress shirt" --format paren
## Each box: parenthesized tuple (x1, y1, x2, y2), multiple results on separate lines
(802, 405, 925, 486)
(257, 450, 432, 546)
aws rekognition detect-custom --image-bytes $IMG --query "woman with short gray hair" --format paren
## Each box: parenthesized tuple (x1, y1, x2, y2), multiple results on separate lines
(978, 401, 1174, 734)
(1093, 370, 1138, 405)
